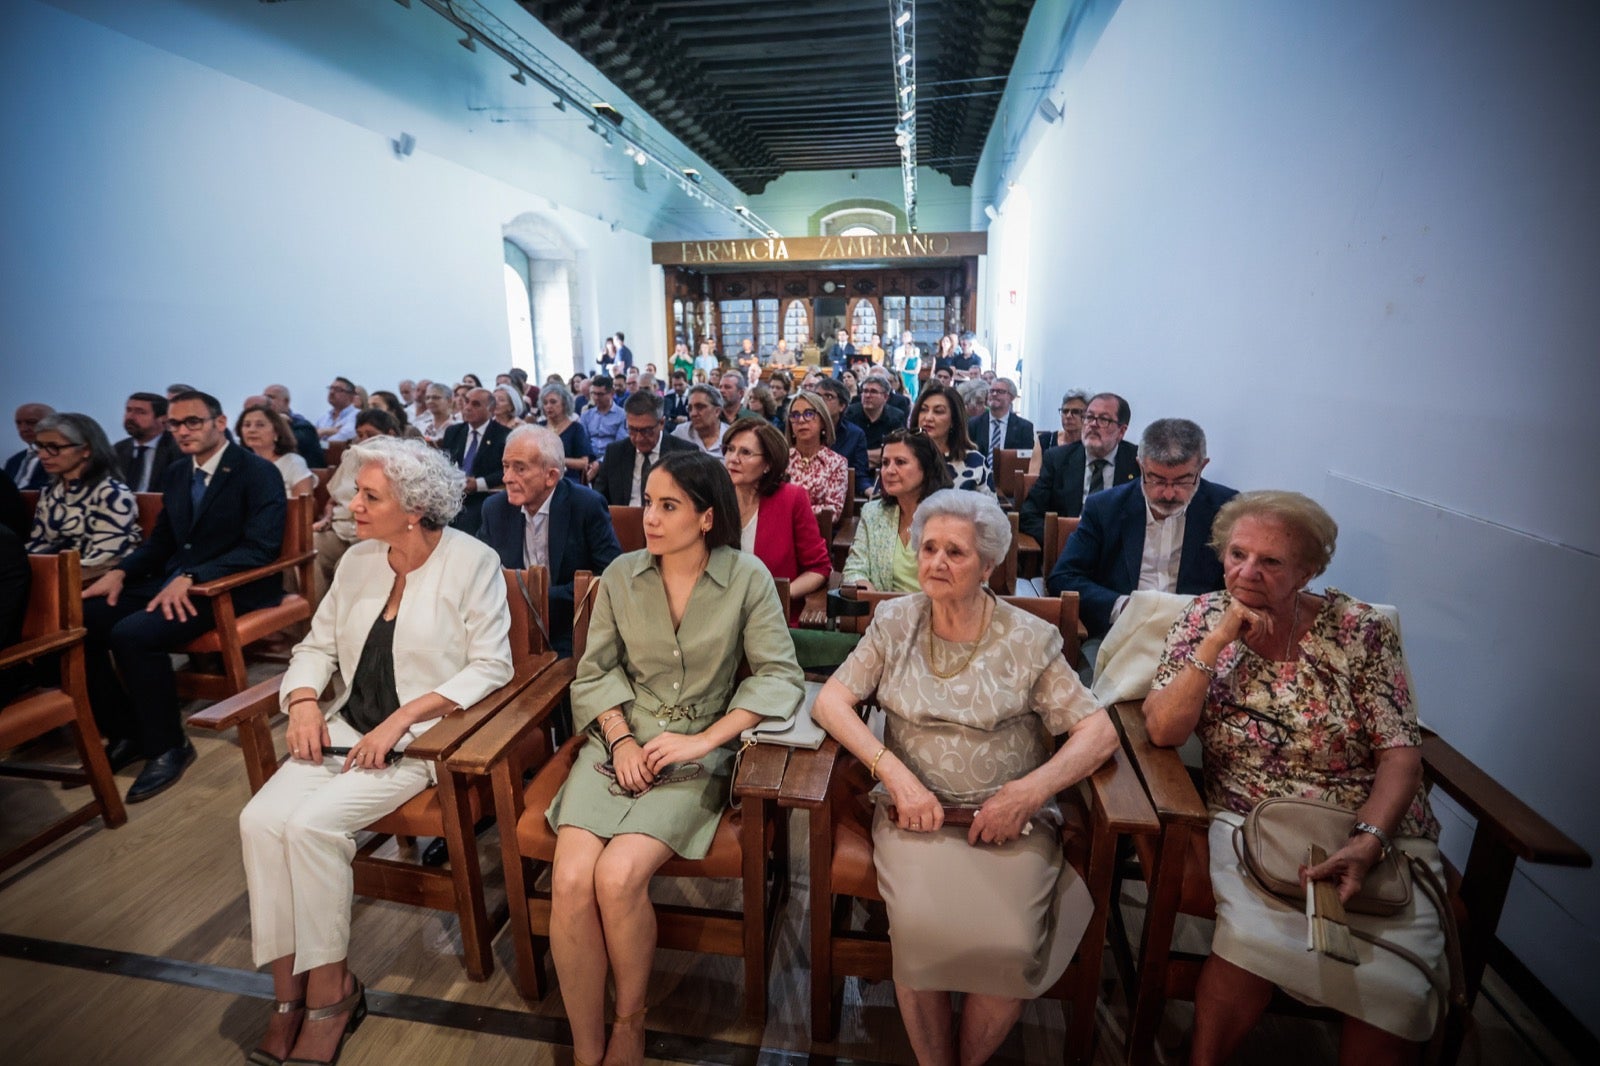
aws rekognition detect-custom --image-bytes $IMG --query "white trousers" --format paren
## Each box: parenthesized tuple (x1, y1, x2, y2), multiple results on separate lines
(239, 716, 431, 973)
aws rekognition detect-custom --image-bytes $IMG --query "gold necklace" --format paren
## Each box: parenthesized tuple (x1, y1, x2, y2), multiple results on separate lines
(926, 594, 993, 680)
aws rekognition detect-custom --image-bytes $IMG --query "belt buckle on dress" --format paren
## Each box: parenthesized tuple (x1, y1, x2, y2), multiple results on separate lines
(657, 703, 696, 722)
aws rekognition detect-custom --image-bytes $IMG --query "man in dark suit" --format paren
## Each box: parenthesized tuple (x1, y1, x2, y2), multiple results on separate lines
(81, 390, 285, 802)
(1049, 418, 1238, 640)
(1020, 391, 1139, 541)
(112, 392, 185, 493)
(813, 378, 869, 489)
(441, 388, 510, 536)
(826, 329, 856, 378)
(4, 402, 55, 491)
(479, 424, 621, 659)
(594, 391, 696, 507)
(967, 377, 1035, 475)
(843, 374, 906, 470)
(662, 369, 692, 427)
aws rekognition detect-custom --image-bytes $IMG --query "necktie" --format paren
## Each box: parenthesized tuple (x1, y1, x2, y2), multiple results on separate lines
(132, 445, 148, 491)
(1087, 458, 1108, 498)
(461, 428, 480, 474)
(989, 417, 1003, 459)
(190, 467, 208, 511)
(637, 449, 654, 505)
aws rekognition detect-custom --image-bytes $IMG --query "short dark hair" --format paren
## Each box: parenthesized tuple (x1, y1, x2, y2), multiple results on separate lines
(882, 428, 953, 503)
(331, 376, 356, 392)
(615, 331, 626, 342)
(237, 403, 297, 456)
(590, 377, 613, 393)
(128, 391, 168, 418)
(623, 390, 662, 419)
(355, 408, 400, 436)
(653, 450, 740, 550)
(170, 389, 223, 418)
(724, 417, 789, 498)
(908, 383, 974, 460)
(812, 377, 849, 407)
(369, 390, 411, 429)
(671, 369, 688, 383)
(1089, 391, 1131, 425)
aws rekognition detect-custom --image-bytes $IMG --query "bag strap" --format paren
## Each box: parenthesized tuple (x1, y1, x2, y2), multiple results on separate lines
(513, 569, 554, 652)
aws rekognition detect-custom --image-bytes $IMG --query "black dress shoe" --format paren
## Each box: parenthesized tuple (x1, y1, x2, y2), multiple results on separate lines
(106, 737, 142, 772)
(421, 837, 450, 868)
(125, 740, 197, 803)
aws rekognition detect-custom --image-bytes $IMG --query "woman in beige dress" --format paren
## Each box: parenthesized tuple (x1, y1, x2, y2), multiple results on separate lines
(813, 490, 1119, 1066)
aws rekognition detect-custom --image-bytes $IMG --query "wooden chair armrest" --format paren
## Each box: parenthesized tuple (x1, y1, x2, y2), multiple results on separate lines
(1421, 730, 1592, 867)
(0, 628, 85, 669)
(189, 674, 285, 731)
(733, 742, 790, 802)
(1084, 746, 1161, 836)
(778, 737, 844, 808)
(1111, 700, 1209, 827)
(188, 551, 317, 597)
(403, 657, 551, 763)
(445, 658, 578, 776)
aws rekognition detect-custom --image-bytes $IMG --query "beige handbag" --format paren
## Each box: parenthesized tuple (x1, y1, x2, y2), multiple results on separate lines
(1235, 796, 1412, 916)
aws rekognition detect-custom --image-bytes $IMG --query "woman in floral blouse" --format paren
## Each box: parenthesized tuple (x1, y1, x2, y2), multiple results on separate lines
(26, 413, 141, 578)
(783, 391, 847, 520)
(1143, 490, 1443, 1066)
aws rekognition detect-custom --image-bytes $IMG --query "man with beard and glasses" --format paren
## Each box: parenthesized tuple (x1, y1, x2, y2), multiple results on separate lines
(113, 392, 183, 492)
(1020, 391, 1140, 541)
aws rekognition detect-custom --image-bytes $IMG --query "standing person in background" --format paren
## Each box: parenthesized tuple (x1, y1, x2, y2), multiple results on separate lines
(860, 333, 885, 365)
(613, 332, 634, 372)
(113, 393, 182, 493)
(827, 329, 856, 379)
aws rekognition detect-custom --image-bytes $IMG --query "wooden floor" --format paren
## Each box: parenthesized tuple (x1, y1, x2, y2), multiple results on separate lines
(0, 680, 1582, 1066)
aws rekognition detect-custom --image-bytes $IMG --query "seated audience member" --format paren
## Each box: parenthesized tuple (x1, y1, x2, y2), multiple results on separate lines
(957, 378, 988, 422)
(114, 392, 183, 492)
(397, 379, 416, 406)
(0, 472, 27, 540)
(723, 418, 830, 623)
(968, 377, 1034, 475)
(1143, 491, 1442, 1066)
(477, 425, 621, 658)
(911, 383, 991, 494)
(409, 378, 432, 424)
(491, 384, 525, 430)
(662, 370, 692, 426)
(766, 370, 794, 429)
(411, 382, 453, 443)
(951, 331, 986, 380)
(1049, 417, 1237, 641)
(313, 410, 400, 600)
(933, 366, 954, 387)
(315, 377, 359, 443)
(717, 370, 760, 425)
(840, 368, 860, 401)
(1020, 391, 1139, 542)
(238, 403, 314, 497)
(538, 382, 596, 483)
(880, 368, 912, 416)
(238, 437, 513, 1066)
(1027, 389, 1091, 476)
(842, 430, 952, 592)
(351, 385, 370, 412)
(593, 391, 696, 507)
(27, 413, 142, 577)
(81, 390, 285, 801)
(813, 490, 1117, 1065)
(843, 375, 907, 471)
(746, 384, 781, 426)
(812, 377, 868, 489)
(367, 390, 418, 439)
(4, 402, 55, 490)
(460, 373, 484, 390)
(545, 450, 803, 1066)
(264, 384, 326, 466)
(578, 376, 626, 466)
(785, 390, 848, 520)
(441, 389, 509, 536)
(671, 384, 728, 457)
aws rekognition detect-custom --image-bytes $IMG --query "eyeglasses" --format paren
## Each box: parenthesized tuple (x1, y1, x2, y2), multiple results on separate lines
(327, 385, 351, 394)
(1081, 413, 1122, 427)
(1060, 407, 1086, 418)
(789, 409, 819, 422)
(170, 416, 215, 431)
(988, 389, 1013, 398)
(626, 422, 661, 436)
(1143, 474, 1198, 490)
(725, 446, 763, 461)
(35, 442, 85, 457)
(687, 402, 715, 412)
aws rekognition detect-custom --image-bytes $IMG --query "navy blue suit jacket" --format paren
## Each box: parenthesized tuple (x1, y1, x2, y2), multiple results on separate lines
(3, 449, 50, 491)
(1048, 477, 1238, 638)
(829, 420, 870, 488)
(117, 443, 286, 607)
(476, 479, 621, 657)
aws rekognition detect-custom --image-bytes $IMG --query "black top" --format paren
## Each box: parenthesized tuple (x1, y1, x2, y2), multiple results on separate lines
(342, 613, 400, 734)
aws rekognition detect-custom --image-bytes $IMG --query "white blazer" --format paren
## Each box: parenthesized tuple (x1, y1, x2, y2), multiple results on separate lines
(282, 527, 514, 749)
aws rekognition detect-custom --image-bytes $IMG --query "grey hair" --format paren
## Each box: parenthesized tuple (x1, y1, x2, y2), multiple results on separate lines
(719, 369, 747, 390)
(506, 423, 566, 472)
(909, 489, 1012, 571)
(493, 384, 525, 418)
(687, 383, 720, 406)
(351, 436, 464, 529)
(1060, 388, 1091, 406)
(540, 381, 575, 417)
(1138, 418, 1207, 465)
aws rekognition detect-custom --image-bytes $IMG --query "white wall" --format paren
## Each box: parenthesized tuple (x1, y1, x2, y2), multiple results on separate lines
(983, 0, 1600, 1020)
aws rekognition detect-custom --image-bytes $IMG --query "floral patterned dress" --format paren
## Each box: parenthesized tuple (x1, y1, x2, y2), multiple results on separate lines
(786, 446, 847, 519)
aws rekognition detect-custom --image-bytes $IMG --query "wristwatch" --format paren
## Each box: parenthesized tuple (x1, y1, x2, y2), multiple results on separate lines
(1350, 820, 1393, 859)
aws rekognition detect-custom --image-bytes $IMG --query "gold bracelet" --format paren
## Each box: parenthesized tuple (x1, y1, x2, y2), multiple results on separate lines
(868, 746, 887, 779)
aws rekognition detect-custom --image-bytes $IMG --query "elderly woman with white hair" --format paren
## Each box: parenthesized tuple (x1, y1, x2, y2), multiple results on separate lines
(812, 489, 1119, 1066)
(237, 436, 513, 1066)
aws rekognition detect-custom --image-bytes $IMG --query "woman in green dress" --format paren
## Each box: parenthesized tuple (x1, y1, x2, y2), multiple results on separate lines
(544, 450, 804, 1066)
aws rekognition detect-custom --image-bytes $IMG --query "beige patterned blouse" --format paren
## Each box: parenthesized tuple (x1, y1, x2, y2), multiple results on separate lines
(833, 593, 1099, 821)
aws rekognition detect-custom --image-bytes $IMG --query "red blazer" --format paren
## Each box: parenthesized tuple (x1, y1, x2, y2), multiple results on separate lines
(753, 483, 831, 623)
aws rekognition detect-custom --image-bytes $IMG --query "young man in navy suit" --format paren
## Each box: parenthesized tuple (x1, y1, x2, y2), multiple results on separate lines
(81, 390, 285, 802)
(1049, 418, 1238, 642)
(441, 388, 510, 536)
(478, 424, 621, 660)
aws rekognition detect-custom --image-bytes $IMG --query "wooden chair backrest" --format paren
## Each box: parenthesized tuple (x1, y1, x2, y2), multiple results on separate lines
(324, 440, 348, 468)
(814, 508, 834, 548)
(311, 467, 333, 515)
(840, 469, 857, 524)
(20, 489, 39, 525)
(1020, 472, 1039, 506)
(503, 566, 550, 665)
(988, 511, 1020, 596)
(21, 551, 81, 643)
(995, 448, 1029, 502)
(134, 493, 163, 537)
(609, 506, 646, 553)
(1041, 514, 1081, 579)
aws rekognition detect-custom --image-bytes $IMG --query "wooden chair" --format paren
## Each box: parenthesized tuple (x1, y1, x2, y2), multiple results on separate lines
(608, 505, 645, 553)
(188, 568, 555, 979)
(0, 551, 128, 875)
(830, 469, 859, 571)
(778, 590, 1153, 1054)
(988, 511, 1020, 595)
(1041, 513, 1081, 579)
(323, 440, 347, 469)
(451, 571, 797, 1020)
(310, 466, 333, 517)
(174, 495, 318, 700)
(133, 492, 164, 537)
(994, 447, 1030, 507)
(1112, 699, 1593, 1066)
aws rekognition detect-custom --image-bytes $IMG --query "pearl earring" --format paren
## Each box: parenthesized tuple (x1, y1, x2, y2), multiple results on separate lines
(407, 523, 414, 531)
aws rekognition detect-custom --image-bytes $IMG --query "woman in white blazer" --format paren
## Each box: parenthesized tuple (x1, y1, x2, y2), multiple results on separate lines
(238, 437, 513, 1066)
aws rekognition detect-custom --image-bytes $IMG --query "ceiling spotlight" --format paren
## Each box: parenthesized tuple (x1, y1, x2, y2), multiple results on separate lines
(896, 11, 911, 28)
(682, 168, 702, 184)
(897, 53, 911, 66)
(899, 84, 913, 97)
(901, 109, 914, 122)
(593, 102, 624, 126)
(766, 229, 780, 238)
(895, 131, 910, 147)
(734, 205, 750, 216)
(633, 150, 648, 166)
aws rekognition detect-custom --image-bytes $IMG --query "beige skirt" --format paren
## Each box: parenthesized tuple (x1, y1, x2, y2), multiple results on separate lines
(872, 805, 1093, 997)
(1208, 810, 1446, 1041)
